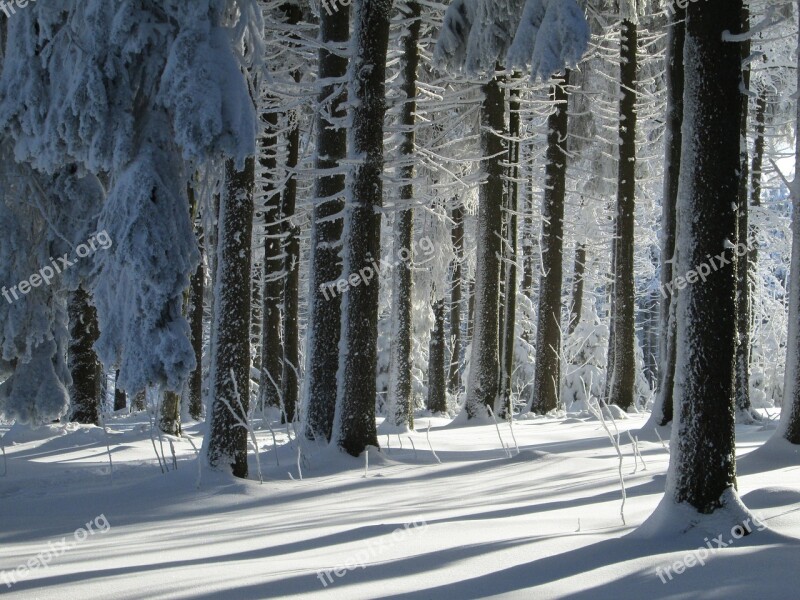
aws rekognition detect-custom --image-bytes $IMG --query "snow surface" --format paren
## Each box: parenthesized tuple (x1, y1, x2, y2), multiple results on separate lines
(1, 412, 798, 599)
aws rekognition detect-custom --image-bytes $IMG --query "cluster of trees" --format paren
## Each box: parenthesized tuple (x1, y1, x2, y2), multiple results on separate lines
(1, 0, 800, 523)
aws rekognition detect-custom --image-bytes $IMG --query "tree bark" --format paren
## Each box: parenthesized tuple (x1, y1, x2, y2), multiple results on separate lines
(651, 3, 684, 427)
(428, 298, 448, 413)
(333, 0, 392, 455)
(281, 65, 302, 427)
(735, 5, 754, 421)
(114, 370, 127, 412)
(68, 287, 102, 425)
(259, 104, 285, 416)
(132, 390, 146, 412)
(609, 20, 638, 412)
(304, 0, 349, 443)
(668, 0, 742, 510)
(465, 73, 505, 418)
(188, 186, 205, 421)
(448, 204, 464, 396)
(531, 73, 569, 415)
(388, 0, 421, 429)
(779, 3, 800, 445)
(568, 243, 585, 335)
(159, 390, 181, 436)
(206, 157, 255, 479)
(500, 83, 521, 417)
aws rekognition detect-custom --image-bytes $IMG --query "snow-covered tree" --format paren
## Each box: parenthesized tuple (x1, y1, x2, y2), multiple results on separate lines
(664, 0, 746, 515)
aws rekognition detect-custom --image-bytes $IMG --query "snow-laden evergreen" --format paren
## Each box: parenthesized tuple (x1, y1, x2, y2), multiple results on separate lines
(0, 0, 262, 409)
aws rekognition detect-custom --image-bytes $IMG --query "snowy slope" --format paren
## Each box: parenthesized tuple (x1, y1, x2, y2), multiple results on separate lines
(0, 412, 798, 599)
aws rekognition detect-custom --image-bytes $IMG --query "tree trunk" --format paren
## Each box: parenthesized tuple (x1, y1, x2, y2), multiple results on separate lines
(188, 186, 205, 421)
(467, 277, 475, 344)
(651, 3, 684, 427)
(531, 73, 569, 415)
(259, 104, 285, 416)
(750, 86, 767, 271)
(333, 0, 392, 456)
(500, 83, 521, 417)
(735, 5, 754, 421)
(388, 0, 421, 429)
(568, 243, 585, 335)
(779, 3, 800, 446)
(465, 73, 505, 418)
(206, 157, 255, 479)
(281, 63, 302, 427)
(159, 390, 181, 436)
(448, 204, 464, 396)
(68, 287, 102, 425)
(428, 298, 448, 413)
(304, 0, 349, 443)
(750, 87, 767, 218)
(132, 390, 146, 412)
(114, 371, 127, 412)
(609, 20, 637, 412)
(668, 0, 742, 511)
(522, 193, 535, 299)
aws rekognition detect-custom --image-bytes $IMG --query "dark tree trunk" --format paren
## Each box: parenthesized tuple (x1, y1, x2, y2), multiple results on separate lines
(568, 242, 585, 335)
(750, 87, 767, 217)
(448, 204, 464, 395)
(428, 298, 448, 413)
(500, 83, 521, 417)
(735, 5, 754, 420)
(522, 164, 536, 300)
(114, 371, 127, 412)
(609, 20, 638, 412)
(132, 390, 146, 412)
(465, 74, 505, 418)
(188, 252, 205, 421)
(467, 277, 475, 344)
(333, 0, 392, 456)
(522, 200, 535, 300)
(281, 64, 302, 427)
(304, 0, 349, 443)
(748, 86, 767, 269)
(390, 201, 415, 428)
(159, 391, 181, 436)
(68, 287, 102, 425)
(206, 157, 255, 479)
(531, 73, 569, 414)
(188, 185, 205, 421)
(604, 234, 617, 403)
(259, 104, 285, 416)
(652, 3, 684, 427)
(669, 0, 742, 511)
(389, 0, 421, 429)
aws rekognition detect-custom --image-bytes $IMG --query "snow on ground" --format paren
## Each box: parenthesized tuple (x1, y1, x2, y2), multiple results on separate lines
(0, 411, 798, 599)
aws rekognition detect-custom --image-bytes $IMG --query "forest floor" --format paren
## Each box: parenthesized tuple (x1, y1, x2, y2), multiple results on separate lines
(1, 409, 799, 599)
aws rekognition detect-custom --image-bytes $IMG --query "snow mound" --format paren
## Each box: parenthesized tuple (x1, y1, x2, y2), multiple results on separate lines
(741, 486, 800, 510)
(631, 488, 773, 541)
(1, 422, 70, 445)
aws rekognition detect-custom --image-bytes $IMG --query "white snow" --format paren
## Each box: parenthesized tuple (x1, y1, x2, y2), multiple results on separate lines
(1, 411, 798, 599)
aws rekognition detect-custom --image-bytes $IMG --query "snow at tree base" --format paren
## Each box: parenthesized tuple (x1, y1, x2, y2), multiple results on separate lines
(1, 0, 799, 598)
